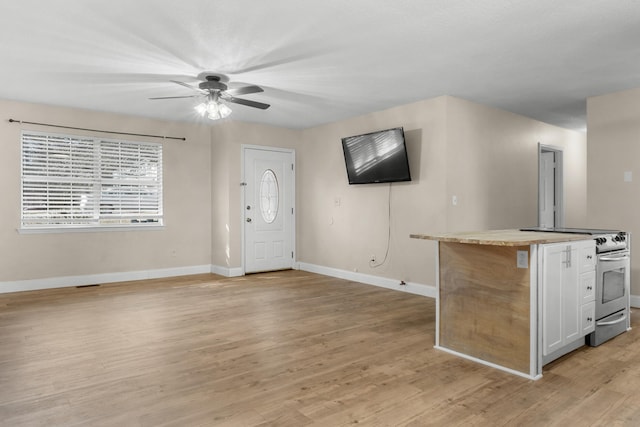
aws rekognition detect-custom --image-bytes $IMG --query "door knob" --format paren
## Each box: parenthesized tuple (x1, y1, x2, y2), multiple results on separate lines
(246, 218, 252, 223)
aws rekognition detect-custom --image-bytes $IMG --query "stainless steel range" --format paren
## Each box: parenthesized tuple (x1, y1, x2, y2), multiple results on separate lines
(589, 231, 631, 346)
(521, 227, 631, 346)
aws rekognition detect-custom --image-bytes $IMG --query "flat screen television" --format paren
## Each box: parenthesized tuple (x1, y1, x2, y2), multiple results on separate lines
(341, 127, 411, 184)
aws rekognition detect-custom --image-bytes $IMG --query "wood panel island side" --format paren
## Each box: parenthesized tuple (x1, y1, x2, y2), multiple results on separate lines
(410, 229, 596, 380)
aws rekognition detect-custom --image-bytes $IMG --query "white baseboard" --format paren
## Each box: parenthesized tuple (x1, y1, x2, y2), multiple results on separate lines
(297, 262, 436, 298)
(630, 295, 640, 308)
(0, 264, 213, 294)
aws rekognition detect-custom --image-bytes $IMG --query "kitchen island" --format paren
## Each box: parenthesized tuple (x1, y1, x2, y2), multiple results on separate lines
(411, 229, 595, 379)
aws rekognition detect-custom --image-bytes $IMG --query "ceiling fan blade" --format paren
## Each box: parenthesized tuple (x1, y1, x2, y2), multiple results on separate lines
(225, 85, 264, 96)
(170, 80, 205, 93)
(149, 95, 199, 100)
(224, 96, 271, 110)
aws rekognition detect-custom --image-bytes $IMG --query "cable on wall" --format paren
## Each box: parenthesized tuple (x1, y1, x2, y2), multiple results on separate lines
(369, 183, 392, 269)
(7, 119, 186, 141)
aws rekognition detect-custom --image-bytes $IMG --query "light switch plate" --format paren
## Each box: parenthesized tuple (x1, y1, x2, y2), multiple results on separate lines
(517, 250, 529, 269)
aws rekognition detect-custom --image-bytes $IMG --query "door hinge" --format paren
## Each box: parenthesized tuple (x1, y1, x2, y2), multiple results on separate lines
(291, 251, 294, 258)
(291, 207, 294, 214)
(291, 163, 294, 171)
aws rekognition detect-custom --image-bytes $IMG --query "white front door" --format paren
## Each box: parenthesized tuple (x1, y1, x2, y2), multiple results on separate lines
(243, 146, 295, 273)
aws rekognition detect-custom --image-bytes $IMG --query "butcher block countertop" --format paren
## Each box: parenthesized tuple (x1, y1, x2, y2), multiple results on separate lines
(409, 229, 591, 246)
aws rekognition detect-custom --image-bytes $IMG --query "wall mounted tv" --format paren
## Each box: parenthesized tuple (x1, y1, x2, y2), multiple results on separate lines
(341, 127, 411, 184)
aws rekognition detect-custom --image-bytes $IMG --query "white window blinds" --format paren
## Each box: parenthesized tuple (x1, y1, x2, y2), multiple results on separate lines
(21, 131, 163, 229)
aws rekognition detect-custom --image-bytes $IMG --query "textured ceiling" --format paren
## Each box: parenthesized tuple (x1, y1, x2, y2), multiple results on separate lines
(1, 0, 639, 131)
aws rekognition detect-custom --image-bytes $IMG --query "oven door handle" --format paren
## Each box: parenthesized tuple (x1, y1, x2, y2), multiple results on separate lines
(597, 312, 627, 326)
(599, 255, 630, 261)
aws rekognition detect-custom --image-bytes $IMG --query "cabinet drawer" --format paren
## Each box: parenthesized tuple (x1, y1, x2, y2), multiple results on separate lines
(579, 243, 596, 273)
(581, 301, 596, 335)
(580, 272, 595, 303)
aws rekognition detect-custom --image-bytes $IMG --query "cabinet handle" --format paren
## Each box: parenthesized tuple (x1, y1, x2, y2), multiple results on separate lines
(563, 245, 572, 268)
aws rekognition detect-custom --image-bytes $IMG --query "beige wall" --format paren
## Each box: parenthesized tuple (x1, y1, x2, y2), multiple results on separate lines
(0, 94, 588, 291)
(587, 87, 640, 294)
(299, 97, 448, 285)
(0, 99, 212, 282)
(298, 96, 587, 286)
(445, 97, 587, 231)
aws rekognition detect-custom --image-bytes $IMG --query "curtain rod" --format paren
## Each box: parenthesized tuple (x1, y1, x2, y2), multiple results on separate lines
(8, 119, 186, 141)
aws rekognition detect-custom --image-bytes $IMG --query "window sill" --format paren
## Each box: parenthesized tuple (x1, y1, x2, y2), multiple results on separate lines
(18, 224, 165, 234)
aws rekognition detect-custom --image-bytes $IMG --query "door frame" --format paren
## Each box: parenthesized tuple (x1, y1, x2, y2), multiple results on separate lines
(240, 144, 296, 275)
(538, 143, 564, 228)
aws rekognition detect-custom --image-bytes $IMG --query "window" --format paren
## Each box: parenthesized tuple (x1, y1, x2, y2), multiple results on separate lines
(259, 169, 279, 224)
(21, 131, 163, 230)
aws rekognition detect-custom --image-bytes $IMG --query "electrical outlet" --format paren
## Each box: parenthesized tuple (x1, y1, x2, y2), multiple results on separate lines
(517, 250, 528, 269)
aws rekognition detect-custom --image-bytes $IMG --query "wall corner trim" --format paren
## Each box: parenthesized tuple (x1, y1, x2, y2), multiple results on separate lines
(211, 265, 244, 277)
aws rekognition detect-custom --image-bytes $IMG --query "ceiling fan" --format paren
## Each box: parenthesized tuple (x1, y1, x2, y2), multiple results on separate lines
(150, 73, 270, 120)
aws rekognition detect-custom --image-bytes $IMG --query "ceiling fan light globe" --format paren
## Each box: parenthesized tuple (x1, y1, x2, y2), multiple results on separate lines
(206, 101, 218, 116)
(194, 103, 207, 116)
(204, 101, 232, 120)
(219, 103, 232, 118)
(206, 102, 221, 120)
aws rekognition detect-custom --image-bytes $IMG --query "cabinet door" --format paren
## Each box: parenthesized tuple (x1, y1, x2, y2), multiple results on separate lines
(561, 245, 581, 343)
(541, 242, 580, 356)
(542, 252, 563, 355)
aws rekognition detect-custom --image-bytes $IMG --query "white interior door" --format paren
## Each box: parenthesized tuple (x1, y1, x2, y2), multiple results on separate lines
(243, 146, 295, 273)
(539, 151, 556, 228)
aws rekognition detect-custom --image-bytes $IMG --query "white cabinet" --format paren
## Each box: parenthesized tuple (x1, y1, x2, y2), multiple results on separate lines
(541, 240, 596, 357)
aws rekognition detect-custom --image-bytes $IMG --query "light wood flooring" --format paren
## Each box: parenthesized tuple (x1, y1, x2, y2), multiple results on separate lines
(1, 270, 639, 426)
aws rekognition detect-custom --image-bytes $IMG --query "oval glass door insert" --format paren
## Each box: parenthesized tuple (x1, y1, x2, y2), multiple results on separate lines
(260, 169, 279, 223)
